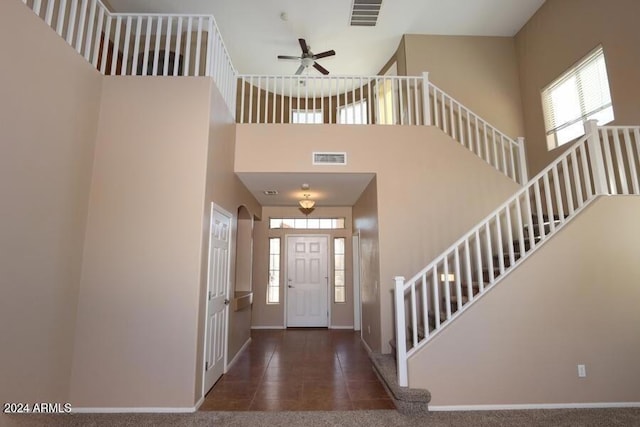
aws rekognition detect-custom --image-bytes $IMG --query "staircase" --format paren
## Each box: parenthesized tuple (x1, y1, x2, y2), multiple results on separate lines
(393, 122, 640, 389)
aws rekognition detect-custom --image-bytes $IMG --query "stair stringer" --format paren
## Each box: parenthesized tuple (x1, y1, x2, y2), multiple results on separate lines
(405, 196, 640, 407)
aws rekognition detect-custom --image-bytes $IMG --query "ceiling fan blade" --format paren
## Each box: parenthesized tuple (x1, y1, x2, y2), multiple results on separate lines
(278, 55, 301, 60)
(313, 62, 329, 75)
(299, 38, 309, 55)
(312, 50, 336, 60)
(295, 64, 306, 75)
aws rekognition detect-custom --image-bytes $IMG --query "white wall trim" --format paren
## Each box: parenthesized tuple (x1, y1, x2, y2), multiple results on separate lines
(330, 325, 354, 330)
(225, 338, 251, 372)
(251, 326, 285, 330)
(72, 406, 198, 414)
(428, 402, 640, 411)
(360, 336, 373, 354)
(194, 396, 205, 411)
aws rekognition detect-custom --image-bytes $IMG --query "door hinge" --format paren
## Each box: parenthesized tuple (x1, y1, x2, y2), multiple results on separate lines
(205, 361, 209, 370)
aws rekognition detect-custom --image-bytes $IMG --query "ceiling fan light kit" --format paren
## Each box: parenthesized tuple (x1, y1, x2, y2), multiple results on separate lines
(277, 38, 335, 75)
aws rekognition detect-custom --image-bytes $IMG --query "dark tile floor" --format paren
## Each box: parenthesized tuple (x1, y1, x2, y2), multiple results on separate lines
(200, 329, 395, 411)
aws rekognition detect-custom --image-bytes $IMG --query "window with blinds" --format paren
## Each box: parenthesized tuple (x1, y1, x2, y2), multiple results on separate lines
(542, 46, 614, 150)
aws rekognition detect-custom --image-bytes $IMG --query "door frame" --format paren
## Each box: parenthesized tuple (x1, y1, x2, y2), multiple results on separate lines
(352, 232, 362, 332)
(284, 234, 331, 328)
(201, 203, 233, 397)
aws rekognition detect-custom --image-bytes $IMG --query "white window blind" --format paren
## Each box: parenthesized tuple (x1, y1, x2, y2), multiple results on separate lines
(542, 46, 614, 149)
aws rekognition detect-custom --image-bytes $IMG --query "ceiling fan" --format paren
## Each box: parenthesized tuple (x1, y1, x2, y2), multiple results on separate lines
(277, 38, 335, 75)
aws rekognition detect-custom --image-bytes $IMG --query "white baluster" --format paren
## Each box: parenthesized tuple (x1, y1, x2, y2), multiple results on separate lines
(56, 0, 67, 36)
(174, 18, 183, 76)
(111, 16, 121, 76)
(121, 16, 132, 75)
(151, 17, 162, 76)
(625, 129, 640, 194)
(66, 0, 78, 45)
(75, 0, 88, 54)
(420, 274, 429, 339)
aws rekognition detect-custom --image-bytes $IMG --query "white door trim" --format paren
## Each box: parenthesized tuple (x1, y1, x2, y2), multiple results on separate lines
(201, 203, 233, 397)
(352, 232, 362, 332)
(284, 234, 331, 328)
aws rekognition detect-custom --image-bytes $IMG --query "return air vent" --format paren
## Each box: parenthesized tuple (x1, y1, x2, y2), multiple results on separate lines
(313, 152, 347, 165)
(349, 0, 383, 27)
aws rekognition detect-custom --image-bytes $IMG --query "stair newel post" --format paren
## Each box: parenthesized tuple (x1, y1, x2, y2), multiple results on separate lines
(517, 137, 528, 185)
(421, 72, 431, 126)
(394, 276, 409, 387)
(585, 119, 608, 195)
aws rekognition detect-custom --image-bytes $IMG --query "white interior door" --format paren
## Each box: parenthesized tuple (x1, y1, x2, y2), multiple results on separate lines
(204, 206, 231, 394)
(286, 235, 329, 327)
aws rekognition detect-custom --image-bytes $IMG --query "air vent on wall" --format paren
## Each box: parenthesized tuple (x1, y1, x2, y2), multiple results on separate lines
(313, 152, 347, 165)
(349, 0, 383, 27)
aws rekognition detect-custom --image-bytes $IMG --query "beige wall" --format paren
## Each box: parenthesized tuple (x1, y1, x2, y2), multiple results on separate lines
(516, 0, 640, 175)
(236, 124, 519, 351)
(251, 206, 354, 329)
(408, 197, 640, 406)
(0, 0, 101, 410)
(196, 81, 261, 391)
(352, 178, 382, 351)
(403, 34, 525, 138)
(70, 78, 211, 408)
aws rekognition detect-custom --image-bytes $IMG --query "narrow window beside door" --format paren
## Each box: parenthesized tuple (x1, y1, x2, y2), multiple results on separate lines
(267, 237, 280, 304)
(334, 238, 346, 303)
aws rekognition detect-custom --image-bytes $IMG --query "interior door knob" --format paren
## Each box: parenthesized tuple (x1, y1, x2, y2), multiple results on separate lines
(224, 299, 230, 305)
(288, 285, 294, 288)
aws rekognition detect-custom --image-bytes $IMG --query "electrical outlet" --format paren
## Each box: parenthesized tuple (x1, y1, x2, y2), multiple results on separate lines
(577, 364, 587, 378)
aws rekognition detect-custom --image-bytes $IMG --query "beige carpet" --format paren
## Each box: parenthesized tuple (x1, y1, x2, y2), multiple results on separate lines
(3, 408, 640, 427)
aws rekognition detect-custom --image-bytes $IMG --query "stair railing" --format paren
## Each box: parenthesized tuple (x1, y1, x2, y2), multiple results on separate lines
(20, 0, 237, 114)
(394, 121, 640, 387)
(237, 72, 528, 184)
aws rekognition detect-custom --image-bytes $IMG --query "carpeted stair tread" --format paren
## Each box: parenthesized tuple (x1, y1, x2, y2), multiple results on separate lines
(369, 352, 431, 414)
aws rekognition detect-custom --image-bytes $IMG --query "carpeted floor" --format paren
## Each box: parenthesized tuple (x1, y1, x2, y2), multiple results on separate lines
(3, 408, 640, 427)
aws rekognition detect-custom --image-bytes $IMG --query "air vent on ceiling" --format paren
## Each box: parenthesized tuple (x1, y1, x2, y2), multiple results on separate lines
(263, 190, 279, 195)
(313, 152, 347, 165)
(349, 0, 383, 27)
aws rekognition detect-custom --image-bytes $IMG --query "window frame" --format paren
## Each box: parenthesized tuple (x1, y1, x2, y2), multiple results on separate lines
(333, 237, 346, 303)
(269, 217, 346, 230)
(338, 99, 369, 125)
(541, 46, 614, 150)
(291, 108, 324, 124)
(267, 237, 281, 304)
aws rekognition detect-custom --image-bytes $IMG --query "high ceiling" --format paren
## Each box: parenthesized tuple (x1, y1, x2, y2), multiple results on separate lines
(105, 0, 545, 207)
(106, 0, 545, 76)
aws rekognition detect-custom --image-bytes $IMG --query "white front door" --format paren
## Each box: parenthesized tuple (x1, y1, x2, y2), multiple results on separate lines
(286, 235, 329, 327)
(204, 206, 231, 394)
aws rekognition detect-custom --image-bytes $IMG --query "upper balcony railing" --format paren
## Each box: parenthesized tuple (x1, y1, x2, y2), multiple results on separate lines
(237, 73, 527, 184)
(22, 0, 526, 184)
(21, 0, 237, 113)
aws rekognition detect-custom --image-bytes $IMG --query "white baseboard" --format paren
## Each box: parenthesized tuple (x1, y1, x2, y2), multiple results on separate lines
(194, 396, 205, 411)
(72, 406, 197, 414)
(330, 325, 354, 330)
(428, 402, 640, 411)
(251, 326, 285, 330)
(225, 337, 251, 372)
(360, 336, 373, 354)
